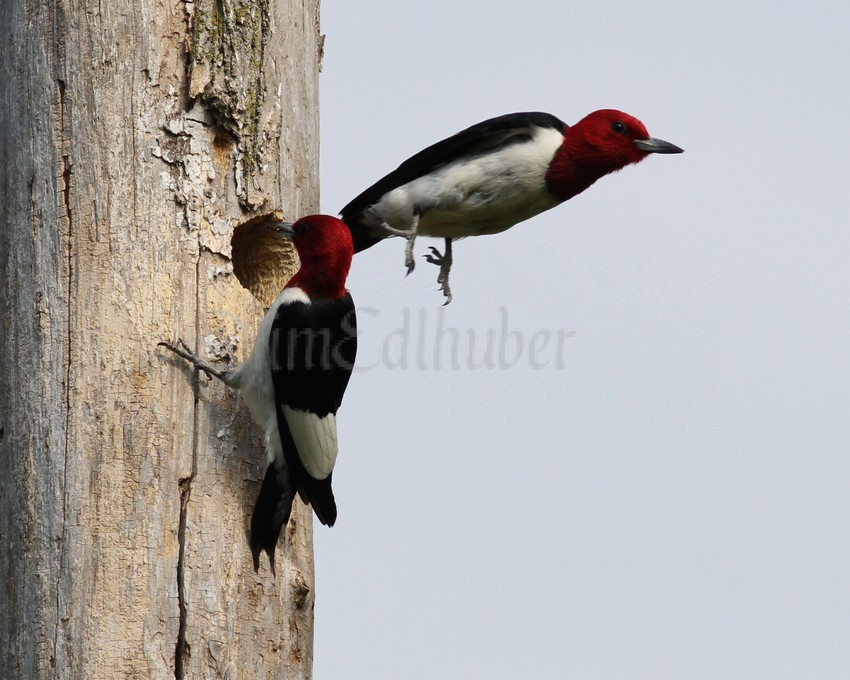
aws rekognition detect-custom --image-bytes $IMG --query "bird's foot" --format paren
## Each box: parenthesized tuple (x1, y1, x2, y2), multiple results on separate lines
(381, 216, 419, 276)
(403, 233, 416, 276)
(158, 338, 226, 381)
(424, 239, 453, 305)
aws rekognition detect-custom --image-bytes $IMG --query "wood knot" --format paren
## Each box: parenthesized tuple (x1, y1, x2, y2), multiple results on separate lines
(290, 571, 312, 610)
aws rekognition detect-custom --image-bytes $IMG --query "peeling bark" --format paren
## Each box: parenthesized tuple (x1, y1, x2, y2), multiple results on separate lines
(0, 0, 323, 677)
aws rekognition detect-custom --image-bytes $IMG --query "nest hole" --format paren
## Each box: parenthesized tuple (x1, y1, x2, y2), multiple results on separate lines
(231, 212, 299, 308)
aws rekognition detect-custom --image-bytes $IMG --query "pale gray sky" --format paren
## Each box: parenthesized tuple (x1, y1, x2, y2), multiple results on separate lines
(313, 1, 850, 677)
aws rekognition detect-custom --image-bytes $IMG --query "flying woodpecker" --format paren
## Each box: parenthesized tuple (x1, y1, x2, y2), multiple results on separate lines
(340, 109, 683, 303)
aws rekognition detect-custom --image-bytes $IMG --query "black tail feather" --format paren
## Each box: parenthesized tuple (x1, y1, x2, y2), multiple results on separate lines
(302, 473, 337, 528)
(250, 465, 296, 574)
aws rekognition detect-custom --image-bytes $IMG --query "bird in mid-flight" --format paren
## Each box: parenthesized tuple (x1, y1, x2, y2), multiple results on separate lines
(340, 109, 683, 303)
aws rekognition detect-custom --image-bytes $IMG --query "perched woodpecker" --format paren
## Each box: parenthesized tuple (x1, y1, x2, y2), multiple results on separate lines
(160, 215, 357, 573)
(340, 109, 683, 303)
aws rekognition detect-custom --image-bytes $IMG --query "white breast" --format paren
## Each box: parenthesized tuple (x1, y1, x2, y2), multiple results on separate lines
(228, 287, 310, 465)
(366, 125, 564, 237)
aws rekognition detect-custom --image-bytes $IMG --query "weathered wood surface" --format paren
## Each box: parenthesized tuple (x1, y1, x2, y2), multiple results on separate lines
(0, 0, 323, 677)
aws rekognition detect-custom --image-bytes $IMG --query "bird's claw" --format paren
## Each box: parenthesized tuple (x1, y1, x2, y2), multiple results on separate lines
(423, 244, 453, 304)
(404, 235, 416, 276)
(158, 338, 223, 381)
(424, 246, 444, 266)
(436, 271, 452, 305)
(157, 338, 190, 360)
(380, 218, 419, 277)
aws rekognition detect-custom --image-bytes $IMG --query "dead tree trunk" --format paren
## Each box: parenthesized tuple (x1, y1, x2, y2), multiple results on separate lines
(0, 0, 323, 677)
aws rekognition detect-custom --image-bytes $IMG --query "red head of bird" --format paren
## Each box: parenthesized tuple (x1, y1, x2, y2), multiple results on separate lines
(546, 109, 683, 202)
(271, 215, 354, 298)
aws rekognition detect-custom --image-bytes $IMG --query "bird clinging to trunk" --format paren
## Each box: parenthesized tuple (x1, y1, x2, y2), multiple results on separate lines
(160, 215, 357, 573)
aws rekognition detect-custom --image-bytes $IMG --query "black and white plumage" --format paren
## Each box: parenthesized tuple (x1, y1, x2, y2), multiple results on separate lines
(341, 113, 568, 251)
(340, 110, 683, 302)
(160, 215, 357, 573)
(252, 287, 357, 562)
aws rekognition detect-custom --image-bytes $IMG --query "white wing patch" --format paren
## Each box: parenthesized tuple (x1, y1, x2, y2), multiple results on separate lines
(282, 405, 338, 480)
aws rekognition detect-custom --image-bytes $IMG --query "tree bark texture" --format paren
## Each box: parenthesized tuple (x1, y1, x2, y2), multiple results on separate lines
(0, 0, 323, 677)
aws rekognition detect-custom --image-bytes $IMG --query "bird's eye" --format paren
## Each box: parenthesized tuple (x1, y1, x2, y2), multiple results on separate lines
(612, 121, 627, 134)
(294, 222, 310, 235)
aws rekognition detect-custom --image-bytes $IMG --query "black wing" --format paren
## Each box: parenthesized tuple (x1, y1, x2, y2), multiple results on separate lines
(271, 293, 357, 419)
(250, 293, 357, 570)
(340, 112, 568, 251)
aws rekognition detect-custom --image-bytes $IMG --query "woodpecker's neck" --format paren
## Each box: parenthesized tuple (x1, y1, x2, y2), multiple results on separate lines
(545, 129, 644, 203)
(288, 250, 352, 299)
